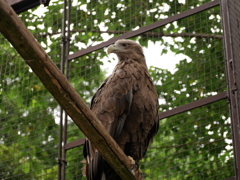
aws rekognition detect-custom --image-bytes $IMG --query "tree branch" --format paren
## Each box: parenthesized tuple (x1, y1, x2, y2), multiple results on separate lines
(0, 1, 141, 179)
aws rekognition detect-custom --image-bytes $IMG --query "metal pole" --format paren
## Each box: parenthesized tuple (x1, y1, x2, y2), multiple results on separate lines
(221, 0, 240, 179)
(62, 0, 71, 179)
(58, 0, 67, 179)
(58, 109, 64, 180)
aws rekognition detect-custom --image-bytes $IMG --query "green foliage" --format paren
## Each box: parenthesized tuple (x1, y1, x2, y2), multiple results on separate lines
(0, 0, 234, 179)
(0, 40, 59, 178)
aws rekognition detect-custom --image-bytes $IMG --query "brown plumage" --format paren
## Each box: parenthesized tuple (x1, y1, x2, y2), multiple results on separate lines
(83, 39, 159, 180)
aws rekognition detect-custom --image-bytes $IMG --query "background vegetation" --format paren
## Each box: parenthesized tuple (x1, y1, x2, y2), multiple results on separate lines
(0, 0, 235, 179)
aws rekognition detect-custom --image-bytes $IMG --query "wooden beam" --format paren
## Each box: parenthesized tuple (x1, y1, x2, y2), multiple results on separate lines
(0, 1, 139, 179)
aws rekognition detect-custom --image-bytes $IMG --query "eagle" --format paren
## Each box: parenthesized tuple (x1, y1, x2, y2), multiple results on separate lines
(83, 39, 159, 180)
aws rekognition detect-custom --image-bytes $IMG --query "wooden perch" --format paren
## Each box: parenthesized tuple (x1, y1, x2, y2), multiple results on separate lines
(0, 1, 140, 179)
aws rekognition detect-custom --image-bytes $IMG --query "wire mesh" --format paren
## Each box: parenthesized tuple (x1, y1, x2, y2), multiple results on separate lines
(142, 100, 234, 179)
(66, 49, 105, 145)
(222, 0, 240, 175)
(66, 0, 235, 179)
(0, 0, 238, 179)
(65, 146, 85, 179)
(228, 0, 240, 104)
(149, 7, 225, 112)
(69, 2, 225, 111)
(69, 0, 214, 52)
(0, 2, 63, 179)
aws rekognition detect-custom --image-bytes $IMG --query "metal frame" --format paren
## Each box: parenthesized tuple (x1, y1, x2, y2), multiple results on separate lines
(159, 91, 227, 119)
(67, 0, 220, 60)
(64, 92, 228, 151)
(221, 0, 240, 179)
(8, 0, 50, 14)
(65, 0, 222, 147)
(58, 0, 71, 179)
(60, 0, 240, 179)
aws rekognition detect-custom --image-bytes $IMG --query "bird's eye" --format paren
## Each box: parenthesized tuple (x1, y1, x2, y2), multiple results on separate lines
(122, 43, 128, 47)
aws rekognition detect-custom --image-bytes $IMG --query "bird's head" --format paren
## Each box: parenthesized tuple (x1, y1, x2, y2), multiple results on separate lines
(107, 39, 145, 63)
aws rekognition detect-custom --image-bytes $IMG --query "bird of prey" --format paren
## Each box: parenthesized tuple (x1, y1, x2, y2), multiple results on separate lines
(82, 39, 159, 180)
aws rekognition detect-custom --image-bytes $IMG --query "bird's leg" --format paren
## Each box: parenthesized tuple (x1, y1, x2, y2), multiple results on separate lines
(127, 156, 144, 180)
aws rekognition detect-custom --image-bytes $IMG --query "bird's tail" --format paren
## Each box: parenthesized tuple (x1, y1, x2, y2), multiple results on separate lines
(83, 139, 105, 180)
(83, 138, 122, 180)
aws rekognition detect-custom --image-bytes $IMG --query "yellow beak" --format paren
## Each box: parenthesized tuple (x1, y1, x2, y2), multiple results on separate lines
(107, 45, 116, 54)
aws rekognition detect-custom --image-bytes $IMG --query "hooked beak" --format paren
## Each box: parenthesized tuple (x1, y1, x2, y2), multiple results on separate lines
(107, 44, 116, 54)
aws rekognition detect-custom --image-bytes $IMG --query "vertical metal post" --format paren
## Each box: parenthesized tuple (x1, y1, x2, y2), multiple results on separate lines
(62, 0, 71, 179)
(58, 0, 67, 179)
(58, 109, 64, 180)
(221, 0, 240, 179)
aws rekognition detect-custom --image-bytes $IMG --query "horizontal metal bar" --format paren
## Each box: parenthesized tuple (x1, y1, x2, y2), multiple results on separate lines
(66, 91, 227, 150)
(159, 91, 227, 120)
(65, 138, 85, 150)
(224, 176, 236, 180)
(68, 0, 220, 60)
